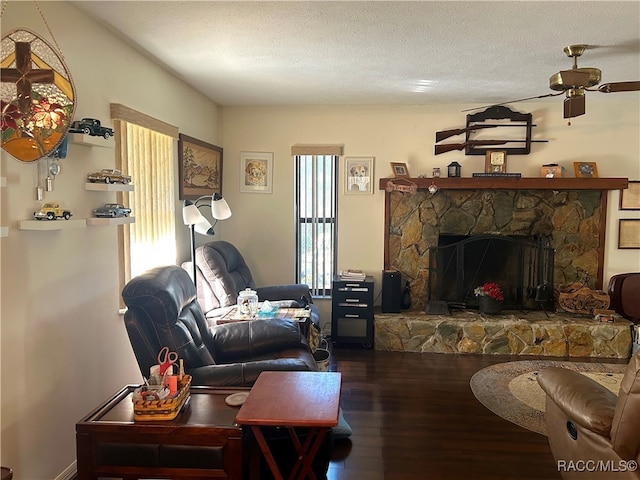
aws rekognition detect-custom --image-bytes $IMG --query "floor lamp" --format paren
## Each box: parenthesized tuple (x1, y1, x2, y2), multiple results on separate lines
(182, 193, 232, 285)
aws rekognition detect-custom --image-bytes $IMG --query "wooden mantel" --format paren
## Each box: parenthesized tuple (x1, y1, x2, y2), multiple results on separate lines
(378, 177, 628, 191)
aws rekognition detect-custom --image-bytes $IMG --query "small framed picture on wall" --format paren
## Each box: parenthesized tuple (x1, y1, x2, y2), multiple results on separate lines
(240, 152, 273, 194)
(345, 157, 374, 194)
(620, 181, 640, 210)
(618, 219, 640, 249)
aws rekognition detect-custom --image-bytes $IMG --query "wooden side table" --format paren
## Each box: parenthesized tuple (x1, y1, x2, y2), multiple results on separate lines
(235, 371, 341, 480)
(76, 385, 247, 480)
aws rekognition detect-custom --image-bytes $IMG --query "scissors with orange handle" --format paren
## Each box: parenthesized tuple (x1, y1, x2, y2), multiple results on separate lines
(157, 346, 178, 376)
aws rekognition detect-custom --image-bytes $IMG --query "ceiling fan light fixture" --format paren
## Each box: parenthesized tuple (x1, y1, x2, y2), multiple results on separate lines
(563, 95, 586, 119)
(550, 68, 601, 90)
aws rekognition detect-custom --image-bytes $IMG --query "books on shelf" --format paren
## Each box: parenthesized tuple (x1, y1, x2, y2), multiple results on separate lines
(339, 269, 366, 281)
(472, 172, 522, 178)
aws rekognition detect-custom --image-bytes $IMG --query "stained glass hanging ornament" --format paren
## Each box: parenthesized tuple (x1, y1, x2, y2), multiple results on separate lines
(1, 3, 76, 162)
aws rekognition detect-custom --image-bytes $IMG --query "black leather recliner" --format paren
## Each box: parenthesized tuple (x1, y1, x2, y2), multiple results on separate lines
(187, 241, 321, 329)
(121, 265, 316, 386)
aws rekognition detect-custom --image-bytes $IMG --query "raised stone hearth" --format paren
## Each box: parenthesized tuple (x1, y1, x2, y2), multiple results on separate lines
(375, 311, 632, 358)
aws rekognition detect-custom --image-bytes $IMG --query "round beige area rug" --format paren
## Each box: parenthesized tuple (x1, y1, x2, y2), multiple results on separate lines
(470, 360, 627, 436)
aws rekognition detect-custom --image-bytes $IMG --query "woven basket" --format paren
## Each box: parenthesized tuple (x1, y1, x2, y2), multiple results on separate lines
(133, 375, 192, 421)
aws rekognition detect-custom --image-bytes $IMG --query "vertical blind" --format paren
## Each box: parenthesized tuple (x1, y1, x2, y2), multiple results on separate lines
(111, 104, 179, 285)
(293, 145, 342, 297)
(118, 122, 176, 280)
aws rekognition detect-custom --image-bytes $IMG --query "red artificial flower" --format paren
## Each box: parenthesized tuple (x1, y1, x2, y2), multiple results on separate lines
(476, 282, 504, 301)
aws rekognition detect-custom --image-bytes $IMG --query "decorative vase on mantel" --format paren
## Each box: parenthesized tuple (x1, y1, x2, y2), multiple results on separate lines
(478, 296, 504, 314)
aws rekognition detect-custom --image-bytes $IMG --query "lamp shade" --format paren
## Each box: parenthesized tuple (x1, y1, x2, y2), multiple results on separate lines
(194, 220, 215, 236)
(182, 200, 206, 225)
(211, 193, 232, 220)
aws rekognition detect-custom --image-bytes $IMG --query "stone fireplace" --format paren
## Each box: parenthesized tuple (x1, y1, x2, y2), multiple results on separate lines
(381, 178, 625, 311)
(374, 177, 632, 358)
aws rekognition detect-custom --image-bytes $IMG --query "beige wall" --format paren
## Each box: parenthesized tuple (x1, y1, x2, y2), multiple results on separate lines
(0, 2, 220, 478)
(220, 101, 640, 324)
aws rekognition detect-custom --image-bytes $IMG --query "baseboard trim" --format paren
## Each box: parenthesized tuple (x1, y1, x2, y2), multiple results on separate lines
(55, 461, 77, 480)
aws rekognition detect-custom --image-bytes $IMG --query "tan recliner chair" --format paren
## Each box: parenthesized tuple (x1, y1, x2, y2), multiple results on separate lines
(537, 351, 640, 479)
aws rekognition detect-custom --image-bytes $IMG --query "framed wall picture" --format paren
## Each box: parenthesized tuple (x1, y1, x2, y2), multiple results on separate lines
(390, 162, 410, 178)
(345, 157, 374, 194)
(178, 134, 223, 200)
(485, 150, 507, 173)
(573, 161, 599, 178)
(618, 219, 640, 249)
(240, 151, 273, 193)
(620, 181, 640, 210)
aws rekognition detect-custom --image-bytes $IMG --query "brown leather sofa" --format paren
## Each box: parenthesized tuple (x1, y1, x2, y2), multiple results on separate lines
(121, 265, 316, 386)
(608, 273, 640, 323)
(537, 351, 640, 479)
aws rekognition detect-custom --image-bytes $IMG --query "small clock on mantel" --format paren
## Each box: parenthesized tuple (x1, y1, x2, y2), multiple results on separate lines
(485, 150, 507, 173)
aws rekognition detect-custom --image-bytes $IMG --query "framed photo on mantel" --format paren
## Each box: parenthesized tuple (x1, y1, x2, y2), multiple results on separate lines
(573, 161, 598, 178)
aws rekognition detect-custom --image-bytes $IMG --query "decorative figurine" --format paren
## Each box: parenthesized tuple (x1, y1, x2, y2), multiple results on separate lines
(69, 118, 114, 138)
(87, 169, 131, 184)
(33, 202, 72, 220)
(93, 203, 131, 218)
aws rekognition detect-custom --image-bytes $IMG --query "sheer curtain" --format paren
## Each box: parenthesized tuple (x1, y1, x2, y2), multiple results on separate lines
(111, 104, 178, 288)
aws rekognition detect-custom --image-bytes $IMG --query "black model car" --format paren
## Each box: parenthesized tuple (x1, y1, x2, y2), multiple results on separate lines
(93, 203, 131, 218)
(69, 118, 114, 138)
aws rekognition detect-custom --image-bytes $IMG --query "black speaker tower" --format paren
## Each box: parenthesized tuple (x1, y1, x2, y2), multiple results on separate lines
(382, 270, 402, 313)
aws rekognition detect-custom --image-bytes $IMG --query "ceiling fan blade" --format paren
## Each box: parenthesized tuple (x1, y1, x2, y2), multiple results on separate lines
(597, 81, 640, 93)
(461, 92, 563, 112)
(563, 96, 586, 118)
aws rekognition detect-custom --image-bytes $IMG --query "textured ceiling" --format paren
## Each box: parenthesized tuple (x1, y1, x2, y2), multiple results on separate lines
(73, 1, 640, 107)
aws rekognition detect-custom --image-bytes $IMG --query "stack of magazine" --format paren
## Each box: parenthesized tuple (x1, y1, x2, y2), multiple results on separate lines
(339, 269, 366, 281)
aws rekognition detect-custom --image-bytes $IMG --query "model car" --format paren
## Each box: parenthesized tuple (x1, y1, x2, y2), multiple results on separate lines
(69, 118, 114, 138)
(87, 169, 131, 184)
(34, 202, 72, 220)
(93, 203, 131, 218)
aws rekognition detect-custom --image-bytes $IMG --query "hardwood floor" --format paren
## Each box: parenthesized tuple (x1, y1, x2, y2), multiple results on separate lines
(327, 347, 563, 480)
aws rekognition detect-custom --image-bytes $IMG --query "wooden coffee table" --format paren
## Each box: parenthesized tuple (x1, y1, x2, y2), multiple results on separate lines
(76, 385, 247, 480)
(235, 371, 341, 480)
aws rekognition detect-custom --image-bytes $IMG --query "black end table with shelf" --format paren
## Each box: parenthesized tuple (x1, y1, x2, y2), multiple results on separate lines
(331, 275, 374, 348)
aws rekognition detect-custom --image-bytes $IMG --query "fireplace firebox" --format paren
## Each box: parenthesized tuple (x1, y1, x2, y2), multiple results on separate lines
(427, 234, 554, 311)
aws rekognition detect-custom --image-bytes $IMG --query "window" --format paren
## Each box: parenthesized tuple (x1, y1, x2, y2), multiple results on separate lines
(293, 145, 342, 297)
(111, 104, 179, 291)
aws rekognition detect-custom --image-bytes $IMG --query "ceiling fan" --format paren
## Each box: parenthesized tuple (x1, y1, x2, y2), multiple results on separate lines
(549, 44, 640, 119)
(466, 44, 640, 121)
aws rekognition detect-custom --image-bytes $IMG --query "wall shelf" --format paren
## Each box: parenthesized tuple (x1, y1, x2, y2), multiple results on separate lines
(68, 133, 114, 148)
(379, 177, 628, 191)
(19, 219, 86, 230)
(85, 182, 134, 192)
(86, 216, 135, 226)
